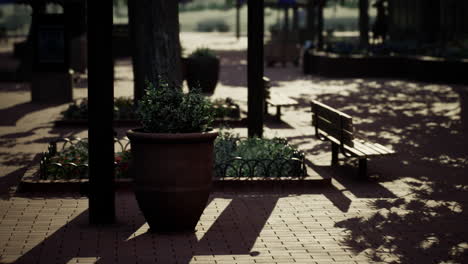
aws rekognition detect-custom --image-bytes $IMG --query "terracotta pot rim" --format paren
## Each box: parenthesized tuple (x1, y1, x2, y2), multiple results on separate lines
(127, 129, 218, 142)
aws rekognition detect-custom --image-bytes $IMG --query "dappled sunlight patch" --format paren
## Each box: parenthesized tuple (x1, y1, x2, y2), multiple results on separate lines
(66, 257, 101, 264)
(449, 242, 468, 258)
(421, 154, 468, 169)
(419, 235, 439, 250)
(335, 193, 467, 263)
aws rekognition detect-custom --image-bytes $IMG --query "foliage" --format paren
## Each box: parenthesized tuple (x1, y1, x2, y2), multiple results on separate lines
(61, 97, 137, 120)
(43, 139, 131, 180)
(212, 97, 241, 119)
(188, 47, 217, 58)
(136, 80, 214, 133)
(114, 97, 135, 120)
(196, 18, 230, 32)
(322, 40, 468, 59)
(214, 131, 306, 177)
(61, 96, 241, 122)
(45, 140, 90, 180)
(114, 150, 132, 179)
(327, 41, 360, 55)
(62, 98, 89, 120)
(179, 1, 230, 12)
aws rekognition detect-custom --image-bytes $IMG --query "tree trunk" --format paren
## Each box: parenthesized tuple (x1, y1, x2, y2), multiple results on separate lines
(317, 0, 324, 50)
(128, 0, 145, 104)
(359, 0, 369, 48)
(129, 0, 181, 96)
(17, 2, 46, 80)
(306, 0, 316, 42)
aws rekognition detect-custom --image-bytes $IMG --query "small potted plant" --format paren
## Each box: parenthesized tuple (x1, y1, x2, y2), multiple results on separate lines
(126, 80, 218, 233)
(186, 47, 220, 94)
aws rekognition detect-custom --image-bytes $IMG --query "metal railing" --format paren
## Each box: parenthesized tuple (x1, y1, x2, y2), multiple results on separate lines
(39, 137, 307, 180)
(39, 137, 130, 180)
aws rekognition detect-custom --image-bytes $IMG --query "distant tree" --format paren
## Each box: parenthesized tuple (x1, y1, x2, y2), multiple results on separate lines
(358, 0, 369, 48)
(317, 0, 325, 50)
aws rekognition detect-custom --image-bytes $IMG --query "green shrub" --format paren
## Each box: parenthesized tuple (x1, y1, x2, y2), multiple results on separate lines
(212, 97, 240, 119)
(43, 139, 131, 179)
(62, 98, 89, 119)
(136, 80, 214, 133)
(61, 97, 137, 120)
(188, 47, 217, 58)
(214, 131, 306, 177)
(113, 97, 135, 119)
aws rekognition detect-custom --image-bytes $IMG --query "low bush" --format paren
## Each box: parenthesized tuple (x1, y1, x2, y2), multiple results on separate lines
(41, 139, 131, 180)
(213, 131, 306, 178)
(212, 97, 240, 119)
(61, 97, 136, 120)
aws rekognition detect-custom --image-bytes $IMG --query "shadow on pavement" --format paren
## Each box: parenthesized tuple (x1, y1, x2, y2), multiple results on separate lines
(304, 78, 468, 263)
(8, 193, 272, 264)
(0, 102, 60, 126)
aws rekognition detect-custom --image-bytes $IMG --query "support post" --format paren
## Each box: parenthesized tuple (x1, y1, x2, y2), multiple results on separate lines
(331, 143, 339, 166)
(292, 6, 299, 31)
(358, 0, 369, 48)
(358, 158, 368, 179)
(236, 0, 241, 39)
(247, 0, 264, 138)
(87, 0, 115, 224)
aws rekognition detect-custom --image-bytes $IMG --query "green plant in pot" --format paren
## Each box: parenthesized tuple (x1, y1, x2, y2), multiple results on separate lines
(186, 47, 220, 94)
(126, 80, 218, 233)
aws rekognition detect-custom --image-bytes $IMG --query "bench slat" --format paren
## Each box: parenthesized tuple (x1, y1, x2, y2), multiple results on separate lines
(311, 101, 353, 132)
(359, 140, 390, 155)
(342, 142, 368, 157)
(314, 116, 354, 146)
(372, 142, 395, 154)
(353, 140, 383, 156)
(311, 100, 396, 170)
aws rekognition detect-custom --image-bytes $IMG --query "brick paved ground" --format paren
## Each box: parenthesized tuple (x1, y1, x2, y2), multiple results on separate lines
(1, 33, 468, 263)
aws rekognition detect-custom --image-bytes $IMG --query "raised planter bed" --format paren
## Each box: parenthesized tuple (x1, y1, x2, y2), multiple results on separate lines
(55, 97, 246, 128)
(18, 135, 331, 193)
(304, 51, 468, 84)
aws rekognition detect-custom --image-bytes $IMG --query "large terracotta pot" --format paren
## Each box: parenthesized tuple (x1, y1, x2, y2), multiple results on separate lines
(186, 56, 220, 94)
(126, 129, 218, 233)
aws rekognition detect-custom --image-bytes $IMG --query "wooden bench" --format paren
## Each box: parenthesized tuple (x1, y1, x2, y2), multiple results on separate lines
(311, 100, 395, 178)
(263, 76, 298, 120)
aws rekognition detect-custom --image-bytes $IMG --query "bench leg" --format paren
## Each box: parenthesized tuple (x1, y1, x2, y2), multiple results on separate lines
(276, 106, 281, 120)
(358, 158, 367, 179)
(331, 143, 339, 166)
